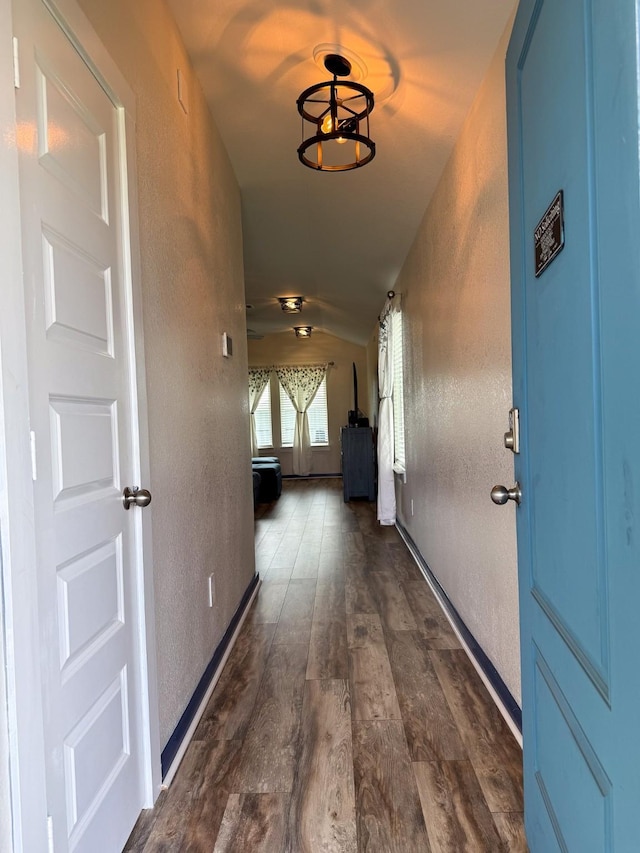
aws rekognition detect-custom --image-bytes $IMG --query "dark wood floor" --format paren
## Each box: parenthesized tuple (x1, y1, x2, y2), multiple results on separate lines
(126, 478, 526, 852)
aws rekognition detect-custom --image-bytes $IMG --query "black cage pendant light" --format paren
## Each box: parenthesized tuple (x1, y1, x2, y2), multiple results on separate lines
(297, 54, 375, 172)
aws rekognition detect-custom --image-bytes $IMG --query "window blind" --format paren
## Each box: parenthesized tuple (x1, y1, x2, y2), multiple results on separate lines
(254, 380, 273, 448)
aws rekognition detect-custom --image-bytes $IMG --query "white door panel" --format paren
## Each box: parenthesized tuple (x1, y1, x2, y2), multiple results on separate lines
(42, 226, 114, 356)
(14, 0, 148, 849)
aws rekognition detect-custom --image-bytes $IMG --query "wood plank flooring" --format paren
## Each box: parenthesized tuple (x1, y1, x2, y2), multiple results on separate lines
(125, 478, 526, 852)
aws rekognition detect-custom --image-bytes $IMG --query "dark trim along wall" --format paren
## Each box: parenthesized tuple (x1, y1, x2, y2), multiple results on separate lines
(161, 573, 260, 778)
(396, 521, 522, 734)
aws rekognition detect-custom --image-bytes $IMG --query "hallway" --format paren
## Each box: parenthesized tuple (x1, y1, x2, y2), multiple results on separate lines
(126, 479, 525, 852)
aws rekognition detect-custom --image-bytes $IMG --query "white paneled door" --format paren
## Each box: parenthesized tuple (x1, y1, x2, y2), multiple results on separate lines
(14, 0, 151, 850)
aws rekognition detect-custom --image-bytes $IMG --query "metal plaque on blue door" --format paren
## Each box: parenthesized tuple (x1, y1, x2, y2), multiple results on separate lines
(534, 190, 565, 277)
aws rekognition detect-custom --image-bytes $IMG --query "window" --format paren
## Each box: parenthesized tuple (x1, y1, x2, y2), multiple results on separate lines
(307, 377, 329, 446)
(253, 381, 273, 448)
(279, 377, 329, 447)
(391, 310, 406, 470)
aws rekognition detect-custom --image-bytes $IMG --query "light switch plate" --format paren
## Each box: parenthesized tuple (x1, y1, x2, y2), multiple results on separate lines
(222, 332, 233, 358)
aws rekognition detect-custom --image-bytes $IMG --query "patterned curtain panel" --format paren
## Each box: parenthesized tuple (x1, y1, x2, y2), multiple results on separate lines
(377, 295, 399, 525)
(276, 364, 327, 475)
(248, 367, 272, 456)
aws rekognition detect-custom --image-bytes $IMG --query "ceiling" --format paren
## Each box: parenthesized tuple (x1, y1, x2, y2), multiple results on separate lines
(166, 0, 515, 346)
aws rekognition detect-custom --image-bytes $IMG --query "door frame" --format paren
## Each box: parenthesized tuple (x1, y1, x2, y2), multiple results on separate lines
(0, 0, 161, 848)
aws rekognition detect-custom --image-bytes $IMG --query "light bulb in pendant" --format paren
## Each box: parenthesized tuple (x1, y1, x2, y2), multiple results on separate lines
(321, 113, 335, 135)
(321, 113, 349, 144)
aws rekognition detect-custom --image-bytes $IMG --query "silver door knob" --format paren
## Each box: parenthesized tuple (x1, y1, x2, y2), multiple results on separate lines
(123, 486, 152, 510)
(491, 482, 522, 506)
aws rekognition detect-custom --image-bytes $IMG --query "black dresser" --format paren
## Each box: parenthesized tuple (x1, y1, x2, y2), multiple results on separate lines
(340, 427, 375, 502)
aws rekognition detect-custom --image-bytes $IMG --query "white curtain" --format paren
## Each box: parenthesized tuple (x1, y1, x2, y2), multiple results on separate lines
(248, 367, 272, 456)
(276, 364, 327, 475)
(377, 295, 399, 525)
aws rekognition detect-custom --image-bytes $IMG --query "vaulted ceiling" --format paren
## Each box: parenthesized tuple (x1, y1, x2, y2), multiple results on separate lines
(166, 0, 515, 345)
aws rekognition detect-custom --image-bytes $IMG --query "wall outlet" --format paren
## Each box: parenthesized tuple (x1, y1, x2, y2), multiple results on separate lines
(208, 574, 216, 608)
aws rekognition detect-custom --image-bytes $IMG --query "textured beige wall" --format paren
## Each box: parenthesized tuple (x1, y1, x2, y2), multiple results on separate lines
(396, 20, 520, 702)
(78, 0, 256, 746)
(248, 331, 369, 476)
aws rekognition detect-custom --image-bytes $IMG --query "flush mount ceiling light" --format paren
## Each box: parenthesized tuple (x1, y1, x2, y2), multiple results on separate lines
(296, 54, 375, 172)
(294, 326, 313, 338)
(278, 296, 303, 313)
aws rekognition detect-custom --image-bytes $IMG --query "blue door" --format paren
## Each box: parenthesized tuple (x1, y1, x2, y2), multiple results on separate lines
(507, 0, 640, 849)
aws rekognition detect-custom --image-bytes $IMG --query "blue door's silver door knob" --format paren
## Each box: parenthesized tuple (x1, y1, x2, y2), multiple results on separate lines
(491, 482, 522, 506)
(123, 486, 152, 510)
